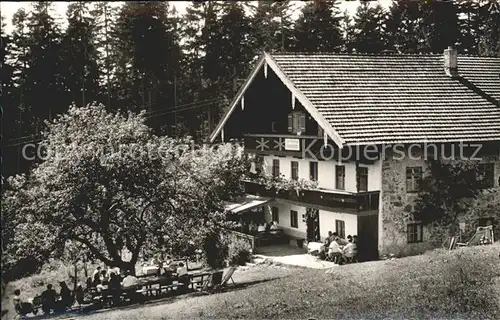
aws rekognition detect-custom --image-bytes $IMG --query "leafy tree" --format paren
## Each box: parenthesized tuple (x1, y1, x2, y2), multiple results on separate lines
(293, 0, 343, 52)
(62, 2, 100, 108)
(414, 160, 484, 236)
(351, 2, 388, 53)
(2, 104, 248, 275)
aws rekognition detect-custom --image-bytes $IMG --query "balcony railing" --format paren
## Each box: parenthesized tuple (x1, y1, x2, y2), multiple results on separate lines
(243, 133, 380, 162)
(243, 180, 379, 213)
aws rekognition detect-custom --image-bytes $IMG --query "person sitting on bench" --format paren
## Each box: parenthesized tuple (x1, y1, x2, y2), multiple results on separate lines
(13, 289, 35, 316)
(257, 222, 266, 233)
(270, 221, 280, 234)
(342, 236, 357, 263)
(328, 237, 344, 264)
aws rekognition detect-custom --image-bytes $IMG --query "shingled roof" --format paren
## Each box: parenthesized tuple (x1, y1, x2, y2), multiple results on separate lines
(270, 53, 500, 145)
(210, 51, 500, 146)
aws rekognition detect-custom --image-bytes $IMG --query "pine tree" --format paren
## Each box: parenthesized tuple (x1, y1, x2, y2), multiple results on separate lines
(341, 9, 356, 53)
(113, 1, 182, 120)
(293, 0, 343, 52)
(22, 2, 68, 131)
(418, 0, 459, 53)
(91, 2, 118, 109)
(249, 0, 294, 53)
(386, 0, 422, 53)
(352, 2, 388, 53)
(478, 0, 500, 56)
(62, 2, 100, 108)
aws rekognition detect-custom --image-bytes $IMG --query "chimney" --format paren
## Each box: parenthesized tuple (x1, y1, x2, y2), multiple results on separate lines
(443, 46, 458, 78)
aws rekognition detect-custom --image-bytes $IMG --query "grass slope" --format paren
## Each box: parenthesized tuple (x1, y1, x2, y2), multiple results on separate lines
(4, 244, 500, 319)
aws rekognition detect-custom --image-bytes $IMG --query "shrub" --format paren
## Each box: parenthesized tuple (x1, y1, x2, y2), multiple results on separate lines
(227, 238, 252, 266)
(202, 233, 228, 270)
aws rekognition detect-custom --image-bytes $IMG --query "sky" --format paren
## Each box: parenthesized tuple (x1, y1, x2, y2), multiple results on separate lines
(1, 1, 393, 34)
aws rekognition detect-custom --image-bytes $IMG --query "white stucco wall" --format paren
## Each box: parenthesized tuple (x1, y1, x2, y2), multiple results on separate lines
(262, 155, 382, 192)
(265, 202, 358, 241)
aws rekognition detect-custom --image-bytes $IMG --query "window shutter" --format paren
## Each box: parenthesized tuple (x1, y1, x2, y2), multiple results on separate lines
(287, 113, 293, 133)
(299, 113, 306, 133)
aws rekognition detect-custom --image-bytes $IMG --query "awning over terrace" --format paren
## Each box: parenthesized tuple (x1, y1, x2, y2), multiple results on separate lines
(224, 195, 272, 214)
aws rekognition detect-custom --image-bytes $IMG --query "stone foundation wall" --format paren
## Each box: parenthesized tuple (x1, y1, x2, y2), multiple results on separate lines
(379, 146, 500, 257)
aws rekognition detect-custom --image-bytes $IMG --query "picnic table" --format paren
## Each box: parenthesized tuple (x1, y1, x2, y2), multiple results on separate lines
(88, 269, 219, 306)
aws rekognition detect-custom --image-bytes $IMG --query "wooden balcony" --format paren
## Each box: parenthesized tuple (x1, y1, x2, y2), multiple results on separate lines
(243, 180, 379, 213)
(243, 133, 380, 162)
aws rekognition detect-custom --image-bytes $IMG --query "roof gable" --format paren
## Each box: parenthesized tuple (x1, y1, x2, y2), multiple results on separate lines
(211, 52, 500, 146)
(271, 53, 500, 145)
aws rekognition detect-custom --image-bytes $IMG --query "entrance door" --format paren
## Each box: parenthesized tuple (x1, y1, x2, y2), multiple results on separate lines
(306, 208, 320, 242)
(357, 214, 379, 261)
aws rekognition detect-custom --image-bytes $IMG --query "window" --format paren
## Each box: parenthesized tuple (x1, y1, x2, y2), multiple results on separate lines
(358, 167, 368, 192)
(335, 220, 345, 239)
(407, 223, 423, 243)
(477, 163, 494, 188)
(406, 167, 423, 193)
(309, 161, 318, 181)
(271, 206, 279, 223)
(336, 165, 345, 190)
(271, 121, 277, 133)
(317, 126, 324, 137)
(291, 161, 299, 180)
(290, 210, 298, 228)
(287, 111, 306, 134)
(272, 159, 280, 178)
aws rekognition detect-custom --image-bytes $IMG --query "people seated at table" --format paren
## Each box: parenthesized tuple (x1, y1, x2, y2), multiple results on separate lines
(257, 222, 266, 233)
(324, 231, 333, 247)
(249, 221, 257, 233)
(122, 272, 138, 288)
(13, 289, 35, 316)
(108, 272, 122, 305)
(176, 262, 190, 292)
(86, 277, 93, 290)
(100, 269, 109, 285)
(41, 284, 57, 314)
(342, 235, 358, 263)
(92, 272, 101, 287)
(269, 221, 280, 234)
(328, 236, 344, 264)
(58, 281, 73, 310)
(74, 283, 85, 306)
(92, 266, 102, 279)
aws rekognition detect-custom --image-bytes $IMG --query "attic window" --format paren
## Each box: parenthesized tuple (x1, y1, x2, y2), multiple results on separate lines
(288, 111, 306, 135)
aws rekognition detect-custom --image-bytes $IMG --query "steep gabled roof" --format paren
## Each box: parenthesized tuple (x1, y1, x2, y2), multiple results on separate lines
(211, 52, 500, 146)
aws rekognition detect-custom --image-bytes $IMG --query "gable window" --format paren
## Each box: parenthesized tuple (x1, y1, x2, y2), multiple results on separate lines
(406, 167, 422, 193)
(318, 126, 324, 137)
(336, 165, 345, 190)
(290, 210, 298, 228)
(291, 161, 299, 180)
(309, 161, 318, 181)
(288, 111, 306, 135)
(358, 167, 368, 192)
(271, 206, 279, 223)
(335, 220, 345, 239)
(272, 159, 280, 178)
(407, 223, 423, 243)
(271, 121, 277, 133)
(477, 163, 494, 188)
